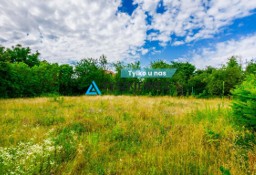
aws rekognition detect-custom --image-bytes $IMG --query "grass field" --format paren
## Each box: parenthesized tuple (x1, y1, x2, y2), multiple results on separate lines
(0, 96, 255, 174)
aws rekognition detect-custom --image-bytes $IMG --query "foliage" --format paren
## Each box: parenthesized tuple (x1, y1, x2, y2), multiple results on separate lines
(113, 61, 141, 95)
(206, 57, 243, 96)
(245, 60, 256, 75)
(0, 62, 11, 97)
(189, 69, 210, 96)
(0, 45, 254, 98)
(232, 74, 256, 130)
(143, 60, 173, 95)
(74, 57, 115, 95)
(0, 44, 40, 67)
(59, 64, 74, 95)
(171, 61, 196, 96)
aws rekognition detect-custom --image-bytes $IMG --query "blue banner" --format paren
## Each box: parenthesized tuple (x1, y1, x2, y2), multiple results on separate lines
(121, 68, 176, 78)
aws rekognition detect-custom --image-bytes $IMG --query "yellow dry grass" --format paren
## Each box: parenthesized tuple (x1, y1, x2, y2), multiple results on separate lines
(0, 96, 255, 174)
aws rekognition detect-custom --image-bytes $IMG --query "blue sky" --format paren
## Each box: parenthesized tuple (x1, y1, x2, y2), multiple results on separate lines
(141, 11, 256, 67)
(0, 0, 256, 68)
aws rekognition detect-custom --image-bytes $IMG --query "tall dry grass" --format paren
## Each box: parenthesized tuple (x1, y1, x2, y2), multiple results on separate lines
(0, 96, 255, 174)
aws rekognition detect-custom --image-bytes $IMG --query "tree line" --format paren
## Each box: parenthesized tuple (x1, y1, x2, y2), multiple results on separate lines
(0, 44, 255, 98)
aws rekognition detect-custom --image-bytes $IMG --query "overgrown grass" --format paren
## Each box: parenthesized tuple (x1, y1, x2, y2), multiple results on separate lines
(0, 96, 255, 174)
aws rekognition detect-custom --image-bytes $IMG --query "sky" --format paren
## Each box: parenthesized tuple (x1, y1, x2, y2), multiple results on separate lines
(0, 0, 256, 69)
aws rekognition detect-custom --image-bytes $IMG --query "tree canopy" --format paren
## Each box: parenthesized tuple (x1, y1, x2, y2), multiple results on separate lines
(0, 45, 255, 98)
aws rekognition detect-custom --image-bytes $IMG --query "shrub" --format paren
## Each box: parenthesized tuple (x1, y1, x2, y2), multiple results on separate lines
(232, 74, 256, 130)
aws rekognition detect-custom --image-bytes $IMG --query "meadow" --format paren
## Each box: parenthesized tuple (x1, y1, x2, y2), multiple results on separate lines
(0, 96, 255, 175)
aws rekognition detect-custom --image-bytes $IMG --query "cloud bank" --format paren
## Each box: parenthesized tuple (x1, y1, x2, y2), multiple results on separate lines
(0, 0, 256, 65)
(191, 34, 256, 69)
(0, 0, 147, 63)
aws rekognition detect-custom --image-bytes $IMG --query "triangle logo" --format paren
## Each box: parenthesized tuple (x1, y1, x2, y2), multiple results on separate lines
(85, 81, 101, 95)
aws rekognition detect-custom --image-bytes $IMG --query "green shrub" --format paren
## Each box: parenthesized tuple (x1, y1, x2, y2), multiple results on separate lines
(232, 74, 256, 130)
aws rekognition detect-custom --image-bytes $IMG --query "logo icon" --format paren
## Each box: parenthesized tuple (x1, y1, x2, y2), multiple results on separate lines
(85, 81, 101, 95)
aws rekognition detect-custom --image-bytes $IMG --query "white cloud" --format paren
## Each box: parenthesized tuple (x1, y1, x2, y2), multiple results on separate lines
(143, 0, 256, 45)
(173, 41, 185, 46)
(0, 0, 147, 63)
(190, 34, 256, 69)
(0, 0, 256, 64)
(133, 0, 160, 14)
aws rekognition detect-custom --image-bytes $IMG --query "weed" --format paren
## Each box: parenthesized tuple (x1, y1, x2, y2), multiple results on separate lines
(204, 129, 221, 147)
(0, 138, 62, 175)
(235, 130, 256, 149)
(220, 166, 231, 175)
(35, 116, 65, 126)
(0, 96, 254, 174)
(48, 95, 64, 105)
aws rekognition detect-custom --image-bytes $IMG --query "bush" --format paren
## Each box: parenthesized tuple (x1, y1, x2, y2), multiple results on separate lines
(232, 74, 256, 130)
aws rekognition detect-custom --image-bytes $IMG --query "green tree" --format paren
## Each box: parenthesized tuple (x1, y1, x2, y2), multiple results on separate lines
(75, 58, 98, 93)
(0, 62, 11, 97)
(1, 44, 40, 67)
(245, 60, 256, 75)
(206, 68, 226, 96)
(32, 61, 59, 95)
(74, 57, 114, 94)
(188, 67, 215, 97)
(59, 64, 74, 95)
(206, 57, 243, 96)
(113, 61, 141, 95)
(98, 55, 115, 94)
(225, 56, 243, 94)
(171, 62, 196, 96)
(232, 74, 256, 130)
(8, 62, 32, 97)
(143, 60, 173, 95)
(0, 45, 41, 97)
(113, 61, 126, 94)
